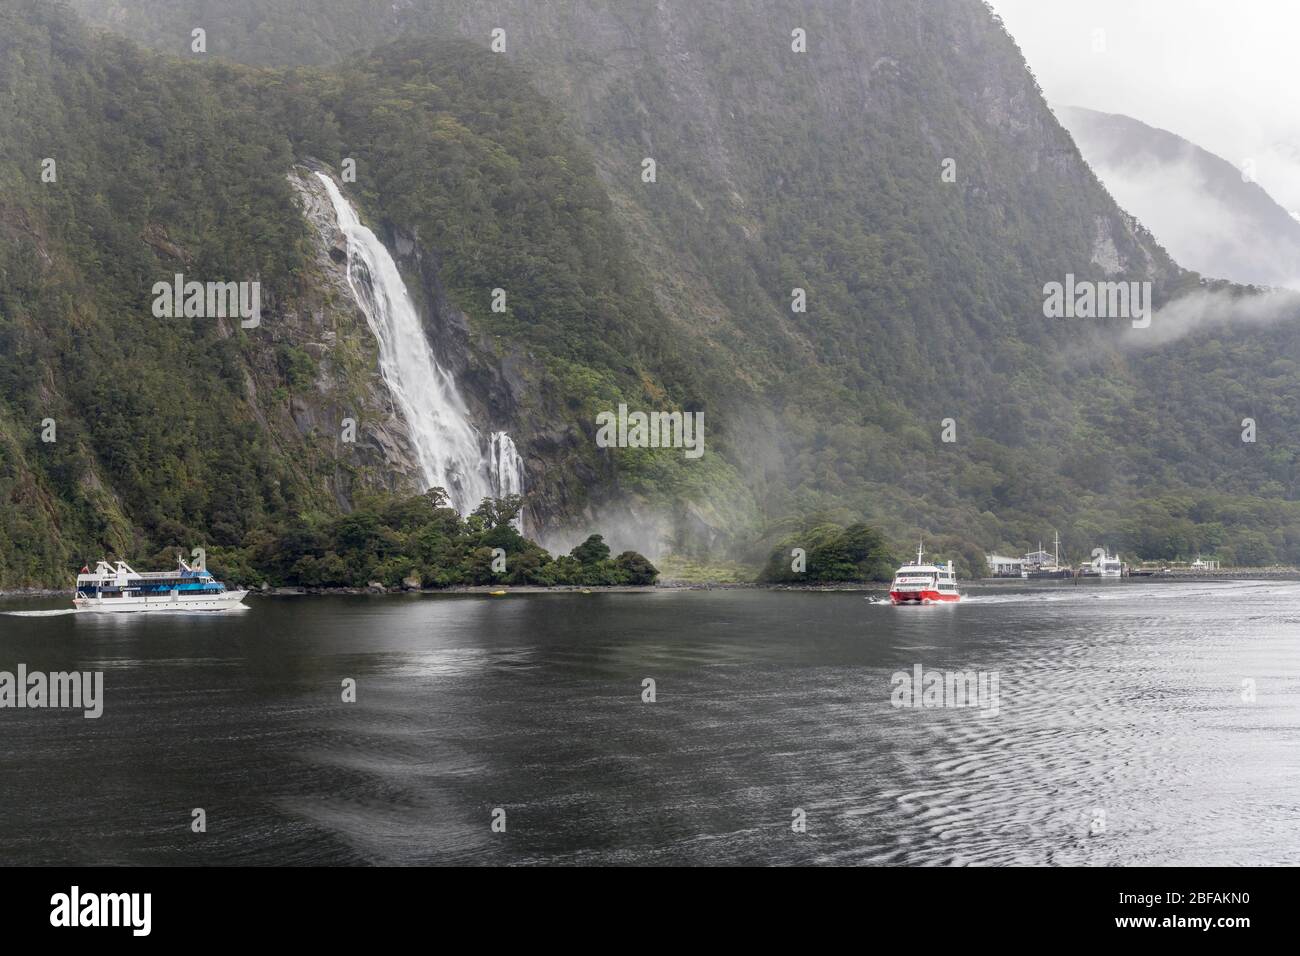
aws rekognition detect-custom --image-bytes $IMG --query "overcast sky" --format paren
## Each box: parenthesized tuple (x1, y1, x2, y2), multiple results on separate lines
(988, 0, 1300, 214)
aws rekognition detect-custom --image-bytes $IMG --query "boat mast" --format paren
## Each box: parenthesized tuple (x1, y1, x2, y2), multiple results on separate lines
(917, 539, 924, 565)
(1054, 530, 1060, 568)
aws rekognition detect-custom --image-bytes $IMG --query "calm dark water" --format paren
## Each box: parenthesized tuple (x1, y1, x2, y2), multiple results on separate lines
(1, 581, 1298, 866)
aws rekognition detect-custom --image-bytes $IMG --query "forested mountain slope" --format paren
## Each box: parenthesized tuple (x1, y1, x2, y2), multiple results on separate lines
(4, 0, 1300, 586)
(0, 2, 713, 584)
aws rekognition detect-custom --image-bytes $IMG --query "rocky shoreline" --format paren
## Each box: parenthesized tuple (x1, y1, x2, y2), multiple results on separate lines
(0, 581, 840, 597)
(251, 579, 901, 595)
(7, 570, 1300, 599)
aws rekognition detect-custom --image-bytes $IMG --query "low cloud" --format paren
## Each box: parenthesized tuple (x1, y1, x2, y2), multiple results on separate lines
(1124, 286, 1300, 348)
(1091, 157, 1300, 290)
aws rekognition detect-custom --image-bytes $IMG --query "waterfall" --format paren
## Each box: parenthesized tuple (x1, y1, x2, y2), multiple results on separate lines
(489, 430, 526, 532)
(489, 431, 524, 499)
(316, 172, 524, 517)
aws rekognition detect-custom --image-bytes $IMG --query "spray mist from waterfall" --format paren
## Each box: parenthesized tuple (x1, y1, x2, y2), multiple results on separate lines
(316, 172, 524, 519)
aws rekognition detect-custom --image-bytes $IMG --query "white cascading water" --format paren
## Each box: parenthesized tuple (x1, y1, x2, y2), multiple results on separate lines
(316, 172, 524, 518)
(489, 431, 526, 531)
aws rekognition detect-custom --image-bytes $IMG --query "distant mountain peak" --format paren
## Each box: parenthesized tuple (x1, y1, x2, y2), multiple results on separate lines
(1059, 104, 1300, 289)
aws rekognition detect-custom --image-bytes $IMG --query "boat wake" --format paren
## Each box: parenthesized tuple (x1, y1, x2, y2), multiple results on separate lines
(958, 592, 1081, 605)
(3, 605, 252, 617)
(0, 608, 81, 617)
(963, 579, 1293, 605)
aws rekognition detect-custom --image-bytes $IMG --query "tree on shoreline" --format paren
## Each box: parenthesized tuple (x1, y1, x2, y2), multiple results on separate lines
(202, 490, 658, 589)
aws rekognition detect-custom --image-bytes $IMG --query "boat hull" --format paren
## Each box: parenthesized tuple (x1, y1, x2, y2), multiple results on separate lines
(889, 589, 961, 605)
(73, 590, 249, 612)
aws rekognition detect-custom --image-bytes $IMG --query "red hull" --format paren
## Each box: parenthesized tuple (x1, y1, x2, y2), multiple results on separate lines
(889, 589, 961, 605)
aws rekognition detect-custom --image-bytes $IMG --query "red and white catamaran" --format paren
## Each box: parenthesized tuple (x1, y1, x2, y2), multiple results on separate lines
(888, 541, 962, 605)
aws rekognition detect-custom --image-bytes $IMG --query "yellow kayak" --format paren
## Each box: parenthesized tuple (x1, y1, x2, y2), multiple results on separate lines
(488, 590, 507, 596)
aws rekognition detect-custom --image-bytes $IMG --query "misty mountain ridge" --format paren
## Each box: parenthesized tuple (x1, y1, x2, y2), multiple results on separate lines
(1059, 105, 1300, 289)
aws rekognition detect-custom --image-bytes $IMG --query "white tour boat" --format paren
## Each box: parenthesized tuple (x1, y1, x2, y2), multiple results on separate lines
(889, 542, 962, 605)
(1093, 549, 1123, 578)
(74, 557, 248, 612)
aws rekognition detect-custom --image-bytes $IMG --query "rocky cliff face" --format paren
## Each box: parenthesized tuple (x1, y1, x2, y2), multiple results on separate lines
(39, 2, 1181, 538)
(285, 165, 423, 505)
(291, 161, 620, 536)
(380, 204, 618, 534)
(23, 0, 1300, 579)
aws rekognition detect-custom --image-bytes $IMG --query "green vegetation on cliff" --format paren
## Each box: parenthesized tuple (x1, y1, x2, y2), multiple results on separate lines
(5, 0, 1300, 587)
(0, 4, 318, 585)
(0, 1, 716, 585)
